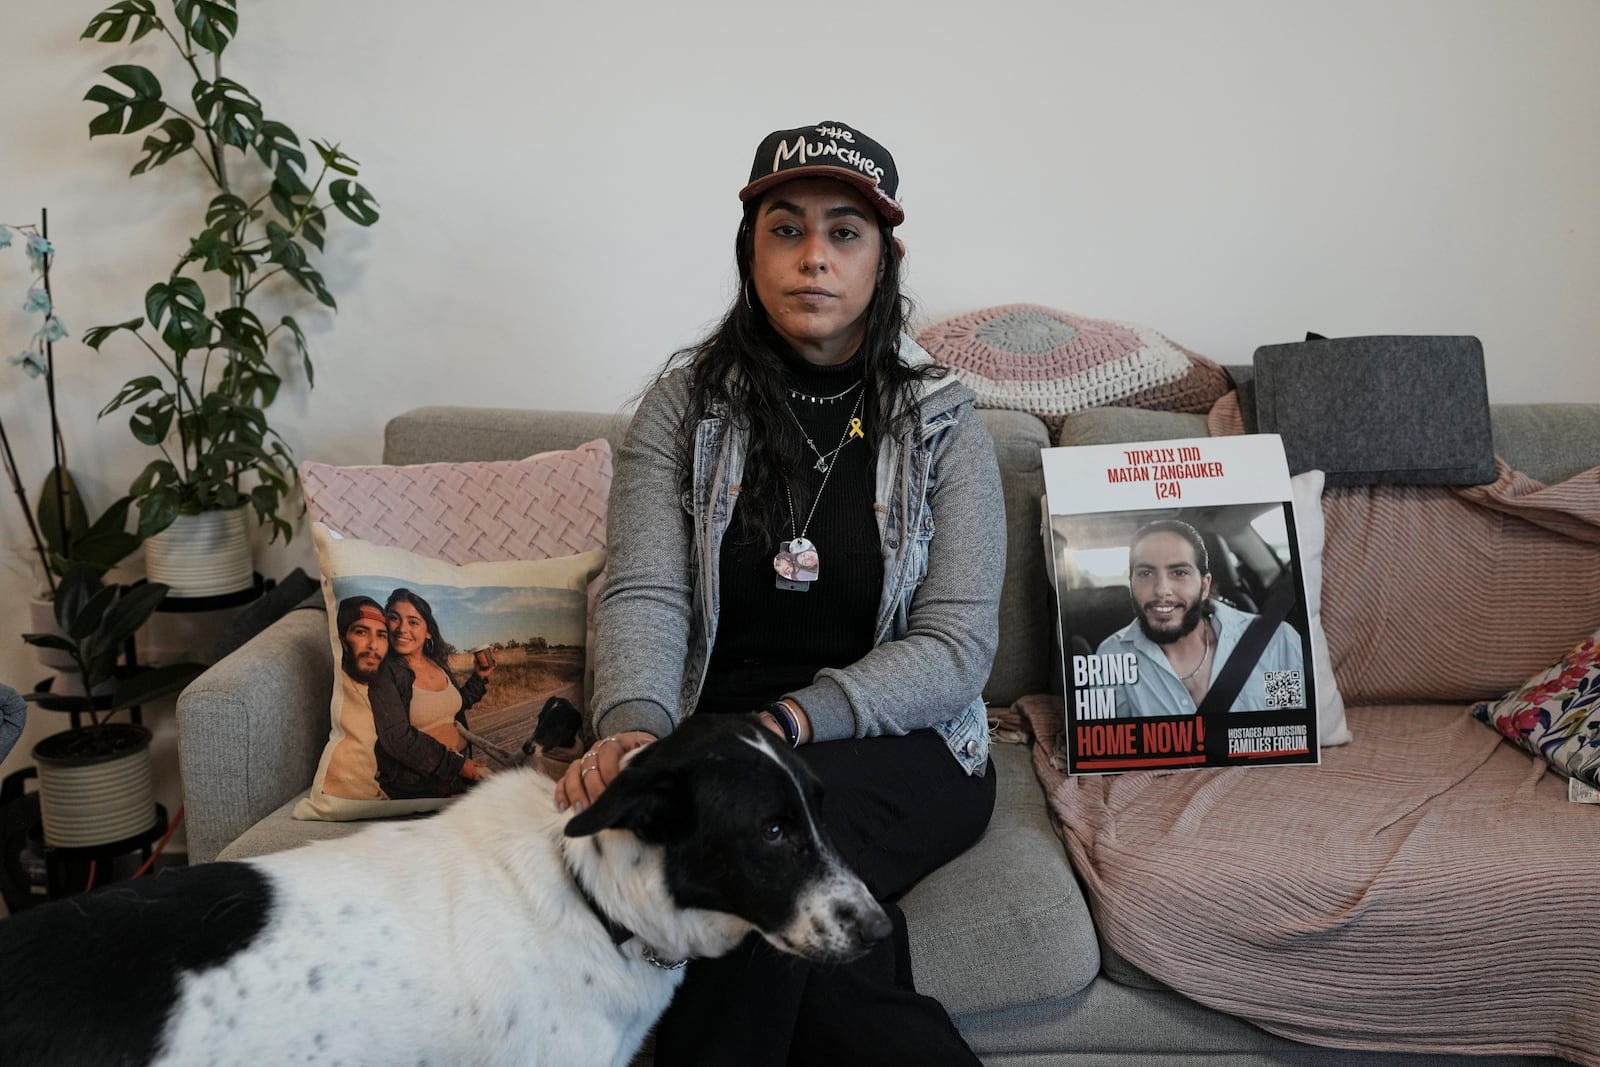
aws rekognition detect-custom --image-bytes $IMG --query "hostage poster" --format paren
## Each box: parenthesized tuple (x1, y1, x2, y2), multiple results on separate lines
(1042, 434, 1320, 775)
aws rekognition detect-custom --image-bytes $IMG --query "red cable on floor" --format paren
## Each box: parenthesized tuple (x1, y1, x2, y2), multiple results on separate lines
(133, 804, 185, 879)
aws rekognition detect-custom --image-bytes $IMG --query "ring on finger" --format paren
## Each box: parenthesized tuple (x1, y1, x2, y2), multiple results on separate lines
(581, 766, 599, 779)
(599, 735, 622, 749)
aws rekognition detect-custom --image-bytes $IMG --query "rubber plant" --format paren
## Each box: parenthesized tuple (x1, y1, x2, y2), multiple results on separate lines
(79, 0, 380, 543)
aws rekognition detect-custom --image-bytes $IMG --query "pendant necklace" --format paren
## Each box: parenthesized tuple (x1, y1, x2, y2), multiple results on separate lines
(773, 389, 866, 592)
(783, 382, 863, 473)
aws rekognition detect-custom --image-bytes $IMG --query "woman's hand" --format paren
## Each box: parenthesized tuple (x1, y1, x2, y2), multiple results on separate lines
(461, 758, 490, 781)
(555, 731, 657, 813)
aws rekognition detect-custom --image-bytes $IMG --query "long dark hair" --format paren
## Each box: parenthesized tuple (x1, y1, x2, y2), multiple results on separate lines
(384, 587, 452, 674)
(656, 198, 945, 547)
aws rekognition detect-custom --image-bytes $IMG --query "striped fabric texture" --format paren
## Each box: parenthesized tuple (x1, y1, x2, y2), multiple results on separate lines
(301, 440, 612, 566)
(916, 305, 1199, 435)
(1023, 693, 1600, 1065)
(1321, 459, 1600, 707)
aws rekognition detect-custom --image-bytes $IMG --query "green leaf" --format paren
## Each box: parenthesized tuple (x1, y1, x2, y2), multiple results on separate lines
(278, 314, 313, 386)
(82, 0, 163, 43)
(299, 205, 327, 252)
(214, 306, 268, 360)
(129, 396, 176, 446)
(71, 529, 141, 573)
(173, 0, 238, 53)
(35, 467, 90, 565)
(21, 633, 78, 654)
(68, 583, 119, 642)
(129, 459, 178, 497)
(329, 179, 380, 227)
(99, 373, 163, 417)
(191, 77, 261, 149)
(264, 221, 306, 271)
(205, 193, 255, 232)
(53, 564, 105, 633)
(85, 65, 166, 138)
(255, 120, 306, 175)
(82, 317, 145, 351)
(135, 488, 181, 538)
(131, 116, 195, 176)
(311, 138, 360, 176)
(144, 278, 208, 352)
(98, 581, 171, 648)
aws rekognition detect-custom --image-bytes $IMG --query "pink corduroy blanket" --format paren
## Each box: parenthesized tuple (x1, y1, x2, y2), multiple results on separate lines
(1016, 694, 1600, 1065)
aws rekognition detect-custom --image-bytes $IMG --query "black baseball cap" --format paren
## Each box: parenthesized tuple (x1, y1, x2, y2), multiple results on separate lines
(739, 121, 904, 226)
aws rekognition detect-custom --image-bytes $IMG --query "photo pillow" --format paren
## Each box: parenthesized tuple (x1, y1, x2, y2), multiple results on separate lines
(295, 522, 605, 821)
(1471, 626, 1600, 788)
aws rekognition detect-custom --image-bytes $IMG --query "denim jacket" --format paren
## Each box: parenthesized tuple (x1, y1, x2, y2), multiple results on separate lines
(592, 336, 1005, 775)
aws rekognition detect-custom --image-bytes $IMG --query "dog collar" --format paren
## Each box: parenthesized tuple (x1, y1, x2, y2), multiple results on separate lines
(567, 862, 688, 971)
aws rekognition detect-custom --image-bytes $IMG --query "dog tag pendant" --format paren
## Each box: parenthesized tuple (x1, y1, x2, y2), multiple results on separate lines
(773, 537, 819, 592)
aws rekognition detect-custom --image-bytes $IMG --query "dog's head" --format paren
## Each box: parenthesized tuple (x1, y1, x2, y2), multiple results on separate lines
(564, 715, 891, 963)
(523, 695, 586, 759)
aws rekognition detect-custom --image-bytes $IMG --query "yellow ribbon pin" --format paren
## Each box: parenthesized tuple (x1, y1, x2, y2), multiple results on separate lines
(848, 417, 864, 440)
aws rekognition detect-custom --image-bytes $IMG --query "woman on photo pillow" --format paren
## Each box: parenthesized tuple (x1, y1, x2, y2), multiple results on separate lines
(556, 121, 1005, 1065)
(370, 587, 493, 799)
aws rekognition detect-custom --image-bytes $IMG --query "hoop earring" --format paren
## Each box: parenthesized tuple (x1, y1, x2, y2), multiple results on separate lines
(424, 637, 435, 656)
(743, 279, 754, 313)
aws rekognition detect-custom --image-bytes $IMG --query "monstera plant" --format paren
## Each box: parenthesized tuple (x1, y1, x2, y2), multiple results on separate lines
(79, 0, 379, 559)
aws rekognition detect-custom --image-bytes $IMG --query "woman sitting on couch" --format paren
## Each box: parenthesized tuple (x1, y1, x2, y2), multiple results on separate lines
(555, 121, 1006, 1065)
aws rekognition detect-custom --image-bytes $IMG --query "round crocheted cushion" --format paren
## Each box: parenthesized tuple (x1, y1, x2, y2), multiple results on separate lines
(916, 304, 1197, 432)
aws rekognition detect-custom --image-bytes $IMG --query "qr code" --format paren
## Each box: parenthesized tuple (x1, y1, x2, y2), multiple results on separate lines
(1264, 670, 1305, 710)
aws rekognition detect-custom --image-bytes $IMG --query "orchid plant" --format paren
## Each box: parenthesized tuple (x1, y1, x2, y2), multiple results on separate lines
(4, 215, 197, 721)
(1, 214, 140, 599)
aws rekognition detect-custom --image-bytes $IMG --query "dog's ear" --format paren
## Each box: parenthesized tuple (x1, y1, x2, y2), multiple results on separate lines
(563, 760, 693, 844)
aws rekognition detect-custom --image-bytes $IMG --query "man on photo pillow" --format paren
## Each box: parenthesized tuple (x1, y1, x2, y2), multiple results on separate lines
(322, 596, 391, 799)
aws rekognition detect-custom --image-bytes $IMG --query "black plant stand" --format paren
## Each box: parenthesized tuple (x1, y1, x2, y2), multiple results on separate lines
(37, 803, 169, 900)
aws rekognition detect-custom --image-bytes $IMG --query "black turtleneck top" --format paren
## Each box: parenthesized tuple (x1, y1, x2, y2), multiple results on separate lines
(697, 346, 884, 716)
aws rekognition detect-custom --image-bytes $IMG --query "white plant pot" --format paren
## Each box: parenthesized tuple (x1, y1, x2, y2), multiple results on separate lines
(33, 724, 157, 848)
(28, 595, 79, 672)
(144, 506, 255, 598)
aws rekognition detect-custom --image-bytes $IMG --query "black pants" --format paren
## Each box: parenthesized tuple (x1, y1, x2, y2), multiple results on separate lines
(654, 729, 997, 1067)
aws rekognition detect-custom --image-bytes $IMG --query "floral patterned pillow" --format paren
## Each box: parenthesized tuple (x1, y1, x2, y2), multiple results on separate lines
(1471, 626, 1600, 787)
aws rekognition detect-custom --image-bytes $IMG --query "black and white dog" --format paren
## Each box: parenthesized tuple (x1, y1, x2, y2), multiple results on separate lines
(0, 715, 890, 1066)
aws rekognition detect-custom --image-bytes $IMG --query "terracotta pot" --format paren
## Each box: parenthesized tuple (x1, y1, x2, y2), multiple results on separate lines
(144, 505, 254, 598)
(32, 723, 157, 848)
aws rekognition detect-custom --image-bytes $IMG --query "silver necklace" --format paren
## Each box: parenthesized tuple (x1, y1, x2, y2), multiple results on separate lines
(784, 384, 863, 473)
(1177, 621, 1213, 682)
(787, 381, 859, 405)
(773, 390, 865, 592)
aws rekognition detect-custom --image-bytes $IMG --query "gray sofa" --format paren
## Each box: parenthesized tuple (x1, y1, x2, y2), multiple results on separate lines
(177, 400, 1593, 1066)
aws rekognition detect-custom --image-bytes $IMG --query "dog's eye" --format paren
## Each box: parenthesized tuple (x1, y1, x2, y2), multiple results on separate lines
(762, 823, 784, 843)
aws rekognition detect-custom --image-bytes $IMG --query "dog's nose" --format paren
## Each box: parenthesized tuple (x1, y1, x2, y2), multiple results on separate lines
(856, 904, 893, 947)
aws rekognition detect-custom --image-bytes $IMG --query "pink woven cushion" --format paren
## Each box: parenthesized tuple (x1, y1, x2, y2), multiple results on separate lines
(1471, 626, 1600, 788)
(916, 304, 1193, 434)
(300, 439, 611, 566)
(1320, 461, 1600, 706)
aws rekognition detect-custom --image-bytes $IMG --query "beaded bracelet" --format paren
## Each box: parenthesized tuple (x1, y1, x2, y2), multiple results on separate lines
(762, 700, 801, 748)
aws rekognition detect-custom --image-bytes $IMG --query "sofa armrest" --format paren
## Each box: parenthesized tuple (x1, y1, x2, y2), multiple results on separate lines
(176, 606, 332, 864)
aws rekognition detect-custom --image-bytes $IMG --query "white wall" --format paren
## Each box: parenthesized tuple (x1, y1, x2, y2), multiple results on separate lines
(2, 0, 1597, 845)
